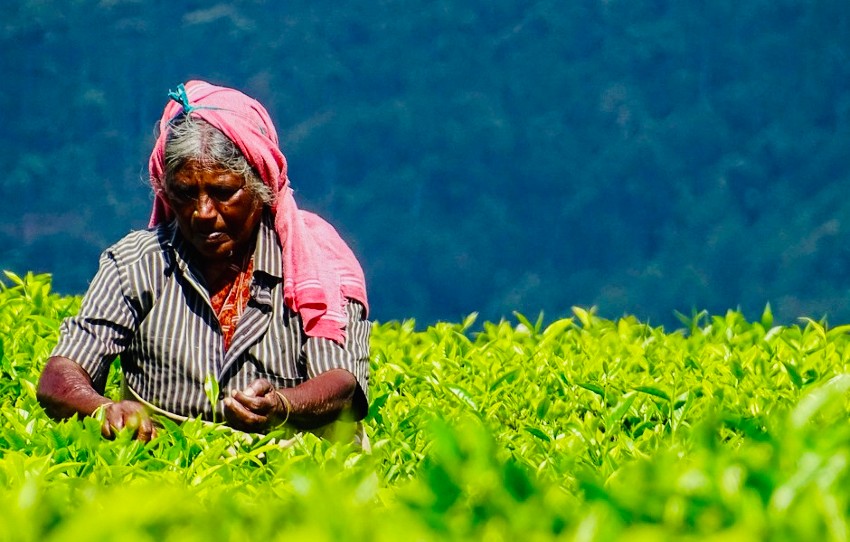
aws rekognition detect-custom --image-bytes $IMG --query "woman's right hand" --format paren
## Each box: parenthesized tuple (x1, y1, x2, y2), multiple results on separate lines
(37, 356, 156, 442)
(100, 400, 156, 442)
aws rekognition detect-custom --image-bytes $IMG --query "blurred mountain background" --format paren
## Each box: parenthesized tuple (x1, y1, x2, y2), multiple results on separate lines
(2, 0, 849, 327)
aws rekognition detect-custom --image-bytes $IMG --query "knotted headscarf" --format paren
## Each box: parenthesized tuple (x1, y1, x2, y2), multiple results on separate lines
(148, 80, 368, 344)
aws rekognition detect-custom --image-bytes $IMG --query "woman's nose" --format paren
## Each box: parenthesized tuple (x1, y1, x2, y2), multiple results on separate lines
(194, 194, 217, 219)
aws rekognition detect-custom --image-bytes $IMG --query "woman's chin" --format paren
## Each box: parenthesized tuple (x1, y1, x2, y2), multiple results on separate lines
(192, 239, 235, 261)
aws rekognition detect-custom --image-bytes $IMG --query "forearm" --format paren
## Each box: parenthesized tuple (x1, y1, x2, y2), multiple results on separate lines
(297, 300, 371, 424)
(37, 356, 112, 419)
(278, 368, 358, 430)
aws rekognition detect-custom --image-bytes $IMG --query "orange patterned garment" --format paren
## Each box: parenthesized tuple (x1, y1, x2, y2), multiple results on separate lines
(209, 258, 254, 352)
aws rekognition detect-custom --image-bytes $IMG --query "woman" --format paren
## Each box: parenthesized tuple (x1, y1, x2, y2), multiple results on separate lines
(37, 81, 370, 442)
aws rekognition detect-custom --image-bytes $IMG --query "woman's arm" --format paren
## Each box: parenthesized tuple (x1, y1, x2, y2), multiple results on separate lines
(38, 356, 111, 418)
(38, 356, 155, 441)
(223, 368, 357, 431)
(223, 300, 371, 432)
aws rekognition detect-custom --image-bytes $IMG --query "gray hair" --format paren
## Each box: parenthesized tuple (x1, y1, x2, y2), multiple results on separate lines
(163, 116, 273, 204)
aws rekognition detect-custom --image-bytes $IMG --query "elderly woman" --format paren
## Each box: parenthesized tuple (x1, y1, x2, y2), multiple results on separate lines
(37, 81, 370, 441)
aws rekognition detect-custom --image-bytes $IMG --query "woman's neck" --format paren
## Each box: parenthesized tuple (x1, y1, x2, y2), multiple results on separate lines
(198, 246, 253, 291)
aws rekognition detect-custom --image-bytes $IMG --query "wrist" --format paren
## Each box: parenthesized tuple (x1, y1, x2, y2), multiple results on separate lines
(273, 390, 292, 425)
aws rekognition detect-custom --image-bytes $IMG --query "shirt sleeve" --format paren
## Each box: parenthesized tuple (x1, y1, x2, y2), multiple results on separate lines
(51, 250, 139, 393)
(301, 299, 371, 420)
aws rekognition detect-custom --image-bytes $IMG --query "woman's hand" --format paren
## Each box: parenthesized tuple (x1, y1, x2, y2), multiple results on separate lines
(223, 379, 287, 432)
(38, 356, 154, 442)
(100, 400, 156, 442)
(222, 370, 357, 432)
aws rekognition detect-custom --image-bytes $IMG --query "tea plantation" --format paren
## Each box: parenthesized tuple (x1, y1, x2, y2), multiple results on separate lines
(2, 271, 850, 541)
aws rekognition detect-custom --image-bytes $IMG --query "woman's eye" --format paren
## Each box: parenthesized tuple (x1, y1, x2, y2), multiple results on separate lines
(209, 187, 239, 201)
(171, 186, 196, 201)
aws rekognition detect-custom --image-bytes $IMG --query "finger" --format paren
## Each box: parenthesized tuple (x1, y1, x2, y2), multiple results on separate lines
(98, 403, 121, 439)
(108, 410, 126, 432)
(233, 390, 277, 415)
(231, 389, 264, 409)
(101, 418, 114, 439)
(224, 396, 264, 421)
(242, 379, 273, 398)
(241, 387, 256, 398)
(136, 416, 154, 442)
(224, 397, 269, 429)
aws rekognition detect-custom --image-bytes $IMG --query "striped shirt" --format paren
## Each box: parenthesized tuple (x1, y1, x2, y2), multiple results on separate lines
(52, 210, 370, 421)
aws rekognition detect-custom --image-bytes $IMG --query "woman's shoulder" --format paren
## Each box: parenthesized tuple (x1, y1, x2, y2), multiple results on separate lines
(103, 223, 174, 271)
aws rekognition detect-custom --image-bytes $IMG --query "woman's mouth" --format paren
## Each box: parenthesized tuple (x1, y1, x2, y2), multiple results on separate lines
(198, 231, 227, 244)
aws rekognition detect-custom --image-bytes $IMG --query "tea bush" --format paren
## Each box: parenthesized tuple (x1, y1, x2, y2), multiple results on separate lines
(2, 271, 850, 541)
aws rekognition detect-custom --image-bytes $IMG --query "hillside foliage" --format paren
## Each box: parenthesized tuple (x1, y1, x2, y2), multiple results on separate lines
(2, 1, 850, 327)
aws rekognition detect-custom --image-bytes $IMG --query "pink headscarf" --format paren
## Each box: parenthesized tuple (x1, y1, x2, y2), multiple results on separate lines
(148, 80, 368, 344)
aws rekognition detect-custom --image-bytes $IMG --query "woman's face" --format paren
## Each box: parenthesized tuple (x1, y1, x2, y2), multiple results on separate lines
(166, 159, 264, 263)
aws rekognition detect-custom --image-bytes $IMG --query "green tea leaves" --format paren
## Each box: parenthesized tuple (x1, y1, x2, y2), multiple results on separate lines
(202, 373, 220, 423)
(5, 272, 850, 540)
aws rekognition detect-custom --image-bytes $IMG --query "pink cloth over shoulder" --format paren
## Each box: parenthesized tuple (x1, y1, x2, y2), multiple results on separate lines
(148, 80, 368, 344)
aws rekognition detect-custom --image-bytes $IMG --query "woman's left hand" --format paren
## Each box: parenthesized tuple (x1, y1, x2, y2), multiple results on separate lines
(223, 379, 286, 432)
